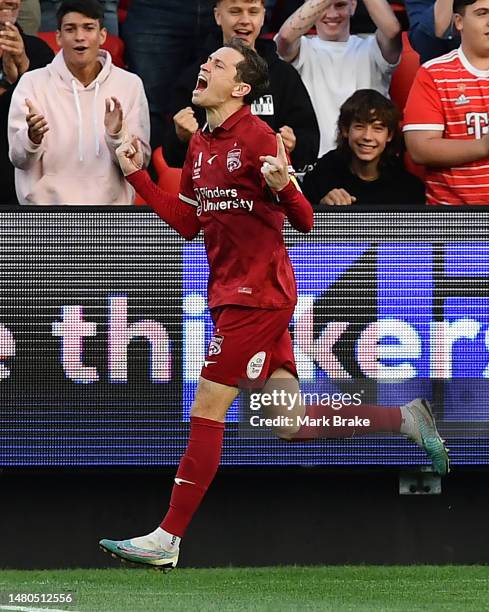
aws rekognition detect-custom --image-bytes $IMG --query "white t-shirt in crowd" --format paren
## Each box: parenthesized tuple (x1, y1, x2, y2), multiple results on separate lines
(292, 34, 399, 157)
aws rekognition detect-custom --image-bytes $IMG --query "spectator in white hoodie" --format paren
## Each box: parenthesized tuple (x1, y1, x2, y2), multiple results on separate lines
(8, 0, 150, 205)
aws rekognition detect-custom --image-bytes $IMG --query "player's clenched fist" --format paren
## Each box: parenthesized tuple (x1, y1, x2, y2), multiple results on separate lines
(25, 98, 48, 145)
(260, 133, 290, 192)
(174, 107, 199, 143)
(320, 188, 357, 206)
(116, 136, 143, 176)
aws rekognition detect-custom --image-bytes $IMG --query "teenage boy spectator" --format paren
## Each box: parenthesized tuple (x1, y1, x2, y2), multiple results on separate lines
(405, 0, 459, 62)
(404, 0, 489, 205)
(275, 0, 402, 157)
(303, 89, 425, 207)
(41, 0, 119, 34)
(8, 0, 150, 205)
(163, 0, 319, 171)
(0, 0, 53, 205)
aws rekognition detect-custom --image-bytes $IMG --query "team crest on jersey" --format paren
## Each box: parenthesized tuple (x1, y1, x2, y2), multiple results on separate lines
(246, 351, 267, 380)
(208, 334, 224, 356)
(227, 148, 242, 172)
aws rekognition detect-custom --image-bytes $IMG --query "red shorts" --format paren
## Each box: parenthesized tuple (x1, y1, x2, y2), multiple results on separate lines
(200, 305, 297, 388)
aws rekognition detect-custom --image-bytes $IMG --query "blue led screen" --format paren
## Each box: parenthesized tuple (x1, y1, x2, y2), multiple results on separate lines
(1, 210, 488, 466)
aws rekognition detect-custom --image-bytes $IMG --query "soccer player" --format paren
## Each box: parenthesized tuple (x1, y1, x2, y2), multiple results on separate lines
(404, 0, 489, 204)
(163, 0, 319, 172)
(99, 38, 449, 571)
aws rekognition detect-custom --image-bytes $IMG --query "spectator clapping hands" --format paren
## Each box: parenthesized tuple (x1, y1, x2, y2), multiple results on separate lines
(25, 97, 48, 144)
(0, 21, 29, 84)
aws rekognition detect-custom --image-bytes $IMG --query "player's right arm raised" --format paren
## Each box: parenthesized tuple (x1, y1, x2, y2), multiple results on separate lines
(116, 138, 200, 241)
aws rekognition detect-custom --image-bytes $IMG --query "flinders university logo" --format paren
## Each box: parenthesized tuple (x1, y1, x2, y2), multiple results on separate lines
(227, 148, 242, 172)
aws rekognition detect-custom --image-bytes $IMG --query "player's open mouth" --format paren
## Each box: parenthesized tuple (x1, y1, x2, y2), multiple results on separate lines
(195, 75, 208, 92)
(74, 46, 89, 53)
(234, 30, 252, 38)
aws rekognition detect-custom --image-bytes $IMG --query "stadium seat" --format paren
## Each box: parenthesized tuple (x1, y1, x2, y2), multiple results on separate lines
(390, 31, 420, 115)
(152, 147, 182, 196)
(118, 0, 130, 25)
(37, 31, 126, 68)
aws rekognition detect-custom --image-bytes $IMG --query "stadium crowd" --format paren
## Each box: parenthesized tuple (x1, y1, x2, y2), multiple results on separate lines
(1, 0, 489, 205)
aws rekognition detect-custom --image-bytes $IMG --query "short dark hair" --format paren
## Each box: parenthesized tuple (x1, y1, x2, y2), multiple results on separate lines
(224, 37, 269, 105)
(336, 89, 402, 167)
(453, 0, 476, 14)
(57, 0, 105, 29)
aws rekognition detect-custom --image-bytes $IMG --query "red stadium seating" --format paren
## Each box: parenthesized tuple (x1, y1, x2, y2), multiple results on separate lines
(390, 31, 420, 115)
(37, 31, 126, 68)
(118, 0, 130, 24)
(152, 146, 182, 196)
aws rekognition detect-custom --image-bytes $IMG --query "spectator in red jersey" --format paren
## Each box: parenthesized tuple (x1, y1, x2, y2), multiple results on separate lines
(99, 38, 448, 572)
(404, 0, 489, 204)
(303, 89, 425, 207)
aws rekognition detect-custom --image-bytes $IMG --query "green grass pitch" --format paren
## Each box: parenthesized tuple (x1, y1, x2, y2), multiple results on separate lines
(1, 567, 488, 612)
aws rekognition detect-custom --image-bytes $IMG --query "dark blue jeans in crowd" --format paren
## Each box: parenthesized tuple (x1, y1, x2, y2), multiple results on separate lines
(40, 0, 120, 35)
(121, 0, 217, 146)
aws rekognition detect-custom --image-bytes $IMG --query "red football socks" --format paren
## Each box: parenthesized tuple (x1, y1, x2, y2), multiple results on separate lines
(160, 416, 224, 538)
(292, 403, 402, 439)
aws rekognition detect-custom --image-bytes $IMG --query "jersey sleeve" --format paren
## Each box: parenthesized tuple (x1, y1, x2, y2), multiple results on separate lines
(403, 66, 445, 133)
(127, 170, 200, 240)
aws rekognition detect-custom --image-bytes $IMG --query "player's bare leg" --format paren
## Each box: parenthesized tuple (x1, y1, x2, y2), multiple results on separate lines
(260, 369, 449, 475)
(99, 377, 239, 570)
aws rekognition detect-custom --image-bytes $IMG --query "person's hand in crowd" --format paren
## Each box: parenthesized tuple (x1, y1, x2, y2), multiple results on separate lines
(25, 98, 48, 144)
(104, 96, 124, 135)
(0, 21, 29, 83)
(260, 133, 290, 192)
(279, 125, 296, 154)
(320, 189, 357, 206)
(116, 136, 143, 176)
(174, 107, 199, 143)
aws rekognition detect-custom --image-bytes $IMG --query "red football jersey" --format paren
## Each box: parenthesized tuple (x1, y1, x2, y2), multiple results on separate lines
(178, 105, 311, 309)
(404, 48, 489, 205)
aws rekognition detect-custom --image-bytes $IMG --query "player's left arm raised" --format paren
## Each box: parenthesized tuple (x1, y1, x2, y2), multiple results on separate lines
(260, 133, 313, 233)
